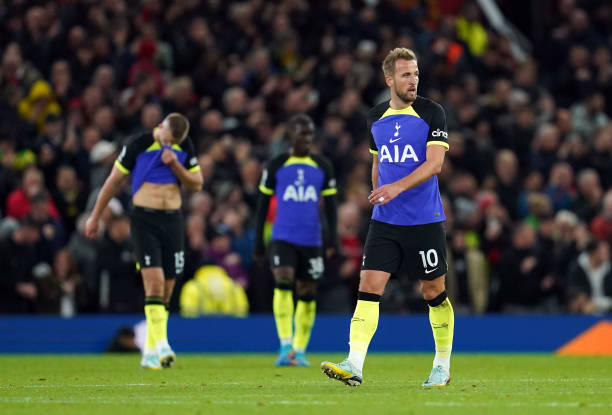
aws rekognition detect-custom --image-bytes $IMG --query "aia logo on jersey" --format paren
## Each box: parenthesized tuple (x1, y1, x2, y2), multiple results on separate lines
(282, 185, 318, 202)
(283, 168, 318, 202)
(378, 144, 419, 163)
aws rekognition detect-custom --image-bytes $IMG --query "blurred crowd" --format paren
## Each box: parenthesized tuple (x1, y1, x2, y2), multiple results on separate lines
(0, 0, 611, 316)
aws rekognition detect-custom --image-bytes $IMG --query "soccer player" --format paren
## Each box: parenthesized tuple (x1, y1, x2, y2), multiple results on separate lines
(85, 113, 202, 369)
(254, 114, 338, 367)
(321, 48, 453, 387)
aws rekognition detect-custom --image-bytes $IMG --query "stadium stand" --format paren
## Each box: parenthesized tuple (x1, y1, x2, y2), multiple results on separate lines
(0, 0, 611, 315)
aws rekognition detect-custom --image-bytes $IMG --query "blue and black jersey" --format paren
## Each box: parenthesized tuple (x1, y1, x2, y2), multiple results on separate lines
(368, 96, 449, 226)
(255, 153, 337, 249)
(115, 131, 200, 195)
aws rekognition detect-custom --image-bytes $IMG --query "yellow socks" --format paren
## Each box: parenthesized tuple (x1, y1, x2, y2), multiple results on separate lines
(144, 297, 167, 350)
(428, 292, 454, 371)
(293, 299, 316, 353)
(273, 288, 294, 346)
(348, 292, 380, 371)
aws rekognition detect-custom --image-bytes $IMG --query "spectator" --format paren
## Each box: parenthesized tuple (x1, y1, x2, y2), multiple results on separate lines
(52, 165, 87, 235)
(495, 223, 556, 311)
(571, 168, 603, 223)
(571, 92, 609, 141)
(0, 218, 41, 313)
(35, 249, 88, 316)
(0, 1, 611, 314)
(590, 190, 612, 242)
(17, 80, 61, 134)
(566, 240, 612, 314)
(66, 214, 98, 312)
(546, 162, 575, 213)
(6, 166, 60, 220)
(96, 214, 142, 313)
(29, 190, 66, 262)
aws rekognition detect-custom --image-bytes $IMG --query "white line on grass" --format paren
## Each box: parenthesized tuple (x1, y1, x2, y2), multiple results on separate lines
(0, 397, 200, 405)
(0, 383, 155, 389)
(424, 401, 612, 408)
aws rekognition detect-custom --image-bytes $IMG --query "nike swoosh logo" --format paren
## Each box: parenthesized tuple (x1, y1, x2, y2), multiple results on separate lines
(389, 137, 402, 143)
(424, 267, 438, 274)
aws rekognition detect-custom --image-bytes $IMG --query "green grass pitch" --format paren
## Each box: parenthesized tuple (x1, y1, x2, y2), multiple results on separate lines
(1, 354, 611, 415)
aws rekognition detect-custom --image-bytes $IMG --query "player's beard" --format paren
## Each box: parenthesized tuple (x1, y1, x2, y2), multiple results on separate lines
(395, 86, 417, 104)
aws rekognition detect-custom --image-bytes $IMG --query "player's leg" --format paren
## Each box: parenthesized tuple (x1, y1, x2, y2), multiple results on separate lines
(157, 211, 184, 368)
(292, 280, 317, 366)
(141, 266, 166, 370)
(321, 270, 389, 386)
(270, 240, 298, 365)
(157, 277, 177, 368)
(272, 265, 295, 365)
(416, 222, 453, 386)
(131, 208, 163, 369)
(322, 221, 398, 386)
(291, 246, 323, 366)
(421, 276, 453, 386)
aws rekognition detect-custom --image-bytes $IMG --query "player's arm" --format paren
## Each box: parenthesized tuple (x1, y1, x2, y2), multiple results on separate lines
(369, 145, 446, 205)
(163, 152, 203, 192)
(161, 139, 203, 192)
(371, 153, 379, 190)
(253, 192, 271, 257)
(319, 156, 339, 250)
(85, 165, 128, 238)
(367, 113, 379, 190)
(323, 194, 338, 248)
(253, 158, 278, 258)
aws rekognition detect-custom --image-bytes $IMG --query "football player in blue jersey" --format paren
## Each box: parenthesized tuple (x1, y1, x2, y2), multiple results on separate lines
(254, 114, 338, 367)
(321, 48, 453, 387)
(85, 113, 203, 369)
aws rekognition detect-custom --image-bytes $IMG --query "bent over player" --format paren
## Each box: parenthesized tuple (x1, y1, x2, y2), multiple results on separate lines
(254, 114, 338, 367)
(85, 113, 202, 369)
(322, 48, 453, 387)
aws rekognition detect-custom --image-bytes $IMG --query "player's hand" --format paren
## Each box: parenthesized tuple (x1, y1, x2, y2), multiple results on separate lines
(84, 215, 100, 239)
(161, 148, 178, 166)
(369, 183, 402, 206)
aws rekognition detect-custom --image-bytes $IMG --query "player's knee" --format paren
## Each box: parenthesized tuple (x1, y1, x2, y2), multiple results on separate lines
(145, 282, 164, 297)
(358, 277, 386, 295)
(273, 267, 294, 287)
(296, 281, 317, 300)
(274, 273, 294, 290)
(421, 281, 445, 301)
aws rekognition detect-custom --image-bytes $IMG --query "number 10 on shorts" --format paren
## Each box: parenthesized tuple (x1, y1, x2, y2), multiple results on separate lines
(419, 249, 438, 271)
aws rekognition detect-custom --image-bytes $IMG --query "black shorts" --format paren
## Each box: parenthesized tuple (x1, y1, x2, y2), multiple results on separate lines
(130, 206, 185, 279)
(361, 220, 447, 281)
(268, 240, 324, 281)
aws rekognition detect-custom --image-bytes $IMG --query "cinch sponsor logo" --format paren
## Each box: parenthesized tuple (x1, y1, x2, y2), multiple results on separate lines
(431, 128, 448, 138)
(378, 144, 419, 163)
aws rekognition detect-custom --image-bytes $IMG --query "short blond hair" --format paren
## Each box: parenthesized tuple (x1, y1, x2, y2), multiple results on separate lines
(382, 48, 417, 76)
(165, 112, 190, 143)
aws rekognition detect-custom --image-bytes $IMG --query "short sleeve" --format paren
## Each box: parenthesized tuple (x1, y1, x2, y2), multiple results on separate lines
(259, 155, 286, 196)
(426, 103, 449, 150)
(315, 155, 337, 197)
(367, 116, 378, 155)
(181, 138, 200, 172)
(115, 133, 148, 174)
